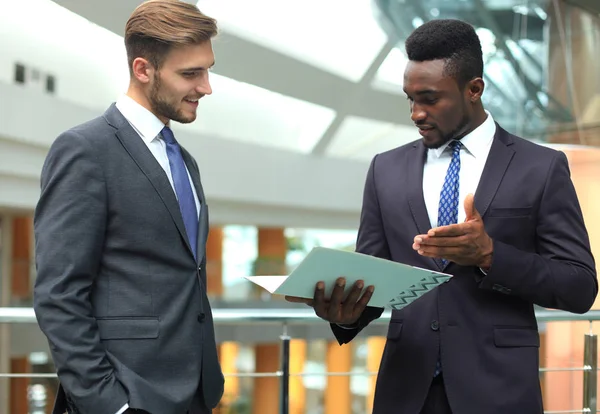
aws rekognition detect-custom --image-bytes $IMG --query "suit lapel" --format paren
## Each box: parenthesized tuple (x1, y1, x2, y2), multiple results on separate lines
(474, 125, 515, 218)
(406, 142, 443, 271)
(181, 149, 209, 265)
(104, 105, 195, 259)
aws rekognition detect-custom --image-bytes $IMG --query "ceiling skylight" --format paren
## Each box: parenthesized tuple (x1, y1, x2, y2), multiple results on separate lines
(176, 72, 336, 153)
(196, 0, 389, 82)
(325, 116, 419, 161)
(371, 46, 409, 94)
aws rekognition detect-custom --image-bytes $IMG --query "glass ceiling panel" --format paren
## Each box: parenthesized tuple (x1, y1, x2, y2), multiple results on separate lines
(373, 0, 572, 137)
(371, 46, 409, 94)
(325, 116, 418, 161)
(196, 0, 389, 82)
(176, 73, 336, 153)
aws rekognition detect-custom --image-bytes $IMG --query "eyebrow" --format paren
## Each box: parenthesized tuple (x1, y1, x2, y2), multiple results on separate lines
(180, 62, 216, 72)
(414, 89, 439, 95)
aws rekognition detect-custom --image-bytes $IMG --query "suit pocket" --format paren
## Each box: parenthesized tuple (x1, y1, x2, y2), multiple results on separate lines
(493, 327, 539, 347)
(487, 207, 532, 218)
(386, 320, 403, 341)
(97, 317, 159, 340)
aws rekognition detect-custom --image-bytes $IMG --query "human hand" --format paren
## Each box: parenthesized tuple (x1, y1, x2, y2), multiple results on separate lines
(412, 194, 493, 269)
(285, 277, 374, 325)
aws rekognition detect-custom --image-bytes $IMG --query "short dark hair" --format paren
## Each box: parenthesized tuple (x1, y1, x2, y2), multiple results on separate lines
(405, 19, 483, 87)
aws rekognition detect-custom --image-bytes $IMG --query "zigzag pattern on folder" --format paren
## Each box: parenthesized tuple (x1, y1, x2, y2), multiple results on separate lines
(389, 274, 451, 310)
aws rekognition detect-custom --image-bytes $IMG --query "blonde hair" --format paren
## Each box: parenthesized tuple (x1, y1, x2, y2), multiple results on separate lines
(124, 0, 217, 72)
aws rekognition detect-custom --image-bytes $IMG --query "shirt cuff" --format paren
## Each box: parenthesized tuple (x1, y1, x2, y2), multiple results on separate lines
(116, 403, 129, 414)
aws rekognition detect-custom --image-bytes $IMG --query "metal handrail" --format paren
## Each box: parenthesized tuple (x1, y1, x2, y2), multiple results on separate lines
(2, 307, 600, 324)
(1, 307, 599, 414)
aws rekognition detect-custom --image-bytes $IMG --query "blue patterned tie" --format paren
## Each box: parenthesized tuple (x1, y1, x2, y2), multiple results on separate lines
(433, 140, 461, 377)
(162, 126, 198, 260)
(437, 141, 462, 253)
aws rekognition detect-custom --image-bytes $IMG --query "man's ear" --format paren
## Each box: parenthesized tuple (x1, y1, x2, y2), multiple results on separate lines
(131, 57, 153, 84)
(467, 77, 485, 103)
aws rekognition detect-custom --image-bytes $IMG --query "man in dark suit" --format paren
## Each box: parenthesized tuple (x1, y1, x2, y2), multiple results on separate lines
(287, 19, 597, 413)
(33, 1, 223, 413)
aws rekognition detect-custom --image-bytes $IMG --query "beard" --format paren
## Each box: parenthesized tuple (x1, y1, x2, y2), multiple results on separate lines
(429, 113, 471, 149)
(149, 73, 195, 124)
(423, 99, 472, 149)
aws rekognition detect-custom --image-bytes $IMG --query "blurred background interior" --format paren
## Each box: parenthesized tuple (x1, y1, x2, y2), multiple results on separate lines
(1, 0, 600, 413)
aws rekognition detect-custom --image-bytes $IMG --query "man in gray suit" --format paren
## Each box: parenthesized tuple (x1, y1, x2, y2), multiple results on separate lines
(33, 1, 223, 413)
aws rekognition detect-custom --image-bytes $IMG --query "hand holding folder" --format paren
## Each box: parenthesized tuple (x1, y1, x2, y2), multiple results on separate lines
(245, 247, 451, 311)
(285, 276, 375, 326)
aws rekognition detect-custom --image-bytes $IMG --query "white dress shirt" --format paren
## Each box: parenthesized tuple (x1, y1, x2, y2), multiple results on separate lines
(423, 111, 496, 228)
(112, 95, 201, 414)
(115, 94, 201, 215)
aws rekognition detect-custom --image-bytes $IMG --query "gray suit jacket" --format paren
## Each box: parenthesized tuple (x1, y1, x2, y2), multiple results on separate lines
(332, 125, 597, 414)
(33, 104, 224, 414)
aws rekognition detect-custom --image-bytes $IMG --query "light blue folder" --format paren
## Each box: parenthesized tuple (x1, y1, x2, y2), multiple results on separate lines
(245, 247, 451, 309)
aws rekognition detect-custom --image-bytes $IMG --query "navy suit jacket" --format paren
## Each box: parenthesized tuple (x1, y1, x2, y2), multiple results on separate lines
(332, 125, 597, 414)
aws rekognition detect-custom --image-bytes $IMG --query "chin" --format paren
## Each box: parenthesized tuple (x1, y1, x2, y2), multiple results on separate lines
(422, 137, 444, 149)
(172, 112, 197, 124)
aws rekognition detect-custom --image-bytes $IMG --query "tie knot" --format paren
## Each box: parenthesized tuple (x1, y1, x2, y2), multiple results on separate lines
(449, 140, 462, 154)
(161, 126, 176, 145)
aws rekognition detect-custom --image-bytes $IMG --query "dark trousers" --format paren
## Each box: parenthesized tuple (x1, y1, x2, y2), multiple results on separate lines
(419, 374, 452, 414)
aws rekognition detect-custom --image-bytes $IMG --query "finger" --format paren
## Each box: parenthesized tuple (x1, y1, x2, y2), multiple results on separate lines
(284, 296, 314, 306)
(352, 285, 375, 320)
(464, 193, 479, 221)
(417, 234, 469, 247)
(413, 234, 428, 247)
(342, 280, 364, 316)
(328, 277, 346, 320)
(417, 245, 464, 259)
(313, 282, 327, 317)
(427, 223, 469, 237)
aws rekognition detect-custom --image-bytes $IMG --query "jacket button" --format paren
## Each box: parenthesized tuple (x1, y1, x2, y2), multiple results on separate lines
(197, 313, 205, 323)
(431, 320, 439, 331)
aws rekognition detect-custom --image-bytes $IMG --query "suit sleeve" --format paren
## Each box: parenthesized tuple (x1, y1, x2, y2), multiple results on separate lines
(479, 151, 598, 313)
(33, 131, 128, 414)
(331, 155, 389, 344)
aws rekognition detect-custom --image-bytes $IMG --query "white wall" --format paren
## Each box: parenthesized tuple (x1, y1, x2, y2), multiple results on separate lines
(1, 0, 129, 110)
(0, 80, 368, 228)
(0, 0, 374, 228)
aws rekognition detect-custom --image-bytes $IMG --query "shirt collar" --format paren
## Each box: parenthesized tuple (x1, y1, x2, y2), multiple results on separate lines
(115, 94, 168, 144)
(431, 110, 496, 158)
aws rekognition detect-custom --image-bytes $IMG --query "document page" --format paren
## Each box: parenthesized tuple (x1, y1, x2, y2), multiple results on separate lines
(245, 247, 451, 309)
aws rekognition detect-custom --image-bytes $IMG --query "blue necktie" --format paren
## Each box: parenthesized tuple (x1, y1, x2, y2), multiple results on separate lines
(433, 140, 462, 377)
(162, 126, 198, 260)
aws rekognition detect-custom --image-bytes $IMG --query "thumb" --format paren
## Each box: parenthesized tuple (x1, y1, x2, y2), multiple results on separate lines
(464, 193, 479, 221)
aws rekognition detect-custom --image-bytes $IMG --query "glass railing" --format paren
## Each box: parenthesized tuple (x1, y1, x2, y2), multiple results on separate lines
(1, 307, 599, 414)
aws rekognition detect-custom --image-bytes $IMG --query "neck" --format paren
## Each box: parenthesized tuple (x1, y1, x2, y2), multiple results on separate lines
(126, 83, 168, 125)
(470, 107, 488, 131)
(455, 107, 487, 141)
